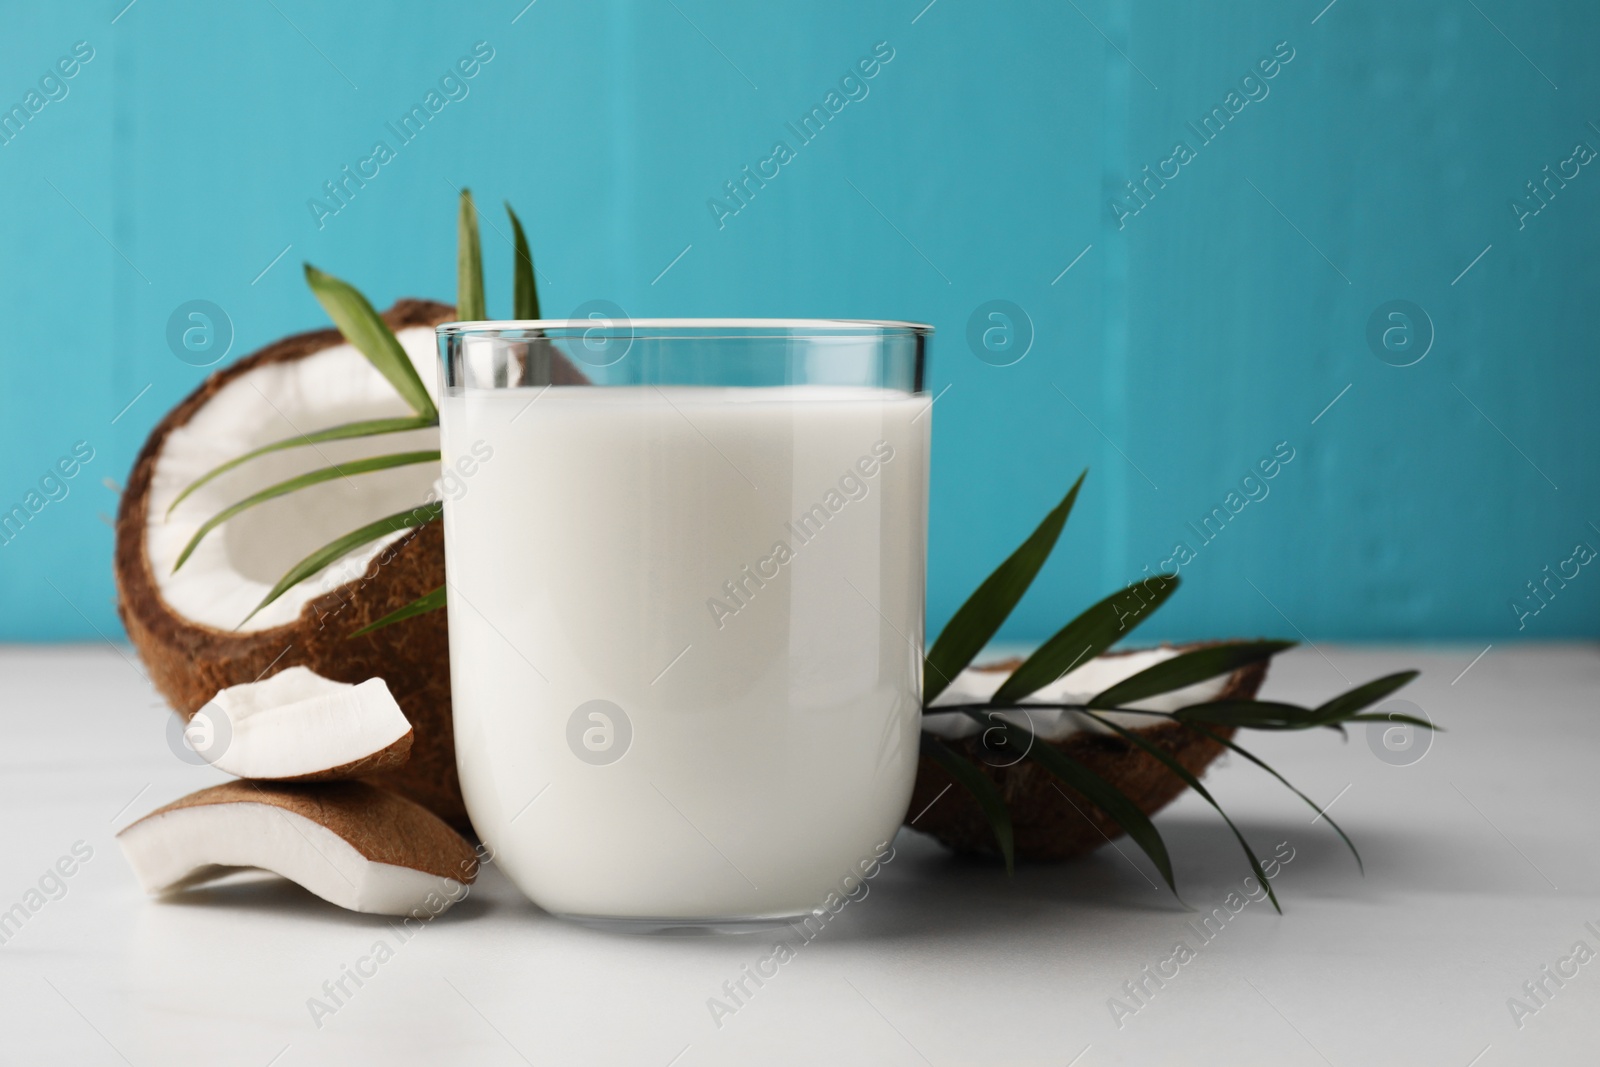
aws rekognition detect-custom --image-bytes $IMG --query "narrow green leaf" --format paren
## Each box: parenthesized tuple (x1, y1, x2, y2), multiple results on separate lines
(991, 575, 1180, 705)
(1086, 713, 1282, 913)
(241, 503, 443, 626)
(919, 734, 1015, 875)
(165, 416, 436, 518)
(172, 451, 441, 573)
(305, 265, 438, 421)
(1181, 721, 1363, 873)
(350, 584, 446, 638)
(967, 710, 1179, 898)
(924, 471, 1086, 702)
(1174, 699, 1320, 729)
(1346, 711, 1437, 730)
(1090, 640, 1295, 708)
(506, 202, 540, 320)
(1311, 671, 1421, 725)
(457, 187, 485, 322)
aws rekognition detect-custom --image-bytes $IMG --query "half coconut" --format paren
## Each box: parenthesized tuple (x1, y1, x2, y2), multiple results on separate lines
(909, 643, 1270, 861)
(115, 300, 467, 827)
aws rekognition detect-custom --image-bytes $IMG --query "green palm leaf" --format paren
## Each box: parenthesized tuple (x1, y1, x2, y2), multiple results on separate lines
(1344, 710, 1435, 728)
(172, 451, 441, 573)
(968, 710, 1179, 897)
(920, 734, 1015, 874)
(915, 735, 1011, 876)
(1174, 697, 1434, 732)
(305, 265, 438, 421)
(924, 471, 1086, 702)
(241, 503, 443, 626)
(1086, 712, 1281, 912)
(1090, 640, 1295, 707)
(350, 584, 446, 638)
(457, 187, 485, 321)
(166, 416, 436, 518)
(1181, 721, 1362, 872)
(1174, 700, 1321, 729)
(507, 202, 540, 320)
(991, 575, 1179, 705)
(1311, 671, 1420, 725)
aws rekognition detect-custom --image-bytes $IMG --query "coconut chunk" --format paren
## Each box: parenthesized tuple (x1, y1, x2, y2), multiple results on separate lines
(118, 781, 478, 915)
(201, 667, 413, 781)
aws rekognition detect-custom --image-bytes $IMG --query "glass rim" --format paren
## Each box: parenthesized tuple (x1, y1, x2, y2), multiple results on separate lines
(436, 317, 934, 339)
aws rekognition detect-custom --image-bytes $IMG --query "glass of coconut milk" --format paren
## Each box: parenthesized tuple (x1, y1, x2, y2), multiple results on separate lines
(437, 318, 929, 931)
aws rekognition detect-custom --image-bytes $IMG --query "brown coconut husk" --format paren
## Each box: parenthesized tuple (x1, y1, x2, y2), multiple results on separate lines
(114, 300, 468, 829)
(906, 643, 1269, 861)
(122, 779, 478, 882)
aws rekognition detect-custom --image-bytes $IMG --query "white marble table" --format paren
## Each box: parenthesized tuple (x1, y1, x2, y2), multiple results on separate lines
(0, 643, 1593, 1065)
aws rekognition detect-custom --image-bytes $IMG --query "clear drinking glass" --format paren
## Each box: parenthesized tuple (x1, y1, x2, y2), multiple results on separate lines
(436, 318, 930, 931)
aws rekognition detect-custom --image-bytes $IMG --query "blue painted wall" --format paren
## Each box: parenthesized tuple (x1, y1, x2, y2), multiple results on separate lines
(3, 0, 1595, 643)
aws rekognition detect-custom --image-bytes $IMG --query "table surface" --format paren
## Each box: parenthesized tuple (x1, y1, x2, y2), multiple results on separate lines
(0, 642, 1594, 1066)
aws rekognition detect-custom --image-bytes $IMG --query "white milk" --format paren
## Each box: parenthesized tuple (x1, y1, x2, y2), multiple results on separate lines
(441, 385, 928, 922)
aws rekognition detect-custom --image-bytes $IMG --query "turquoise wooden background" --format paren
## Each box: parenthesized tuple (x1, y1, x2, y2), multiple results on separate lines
(3, 0, 1595, 643)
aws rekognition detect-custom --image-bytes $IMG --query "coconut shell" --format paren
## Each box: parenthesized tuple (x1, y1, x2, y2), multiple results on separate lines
(114, 300, 468, 830)
(905, 644, 1270, 861)
(123, 779, 478, 883)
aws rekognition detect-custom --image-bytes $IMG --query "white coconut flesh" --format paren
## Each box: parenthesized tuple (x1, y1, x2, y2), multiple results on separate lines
(119, 800, 467, 916)
(921, 648, 1232, 741)
(197, 667, 412, 780)
(147, 326, 443, 632)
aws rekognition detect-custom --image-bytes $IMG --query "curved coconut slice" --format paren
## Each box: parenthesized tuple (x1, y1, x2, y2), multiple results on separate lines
(114, 300, 468, 828)
(203, 667, 413, 781)
(118, 781, 478, 915)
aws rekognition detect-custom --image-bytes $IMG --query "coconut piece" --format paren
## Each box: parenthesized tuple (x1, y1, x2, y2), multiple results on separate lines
(114, 300, 465, 827)
(907, 642, 1272, 862)
(116, 301, 587, 831)
(118, 780, 478, 915)
(200, 667, 413, 782)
